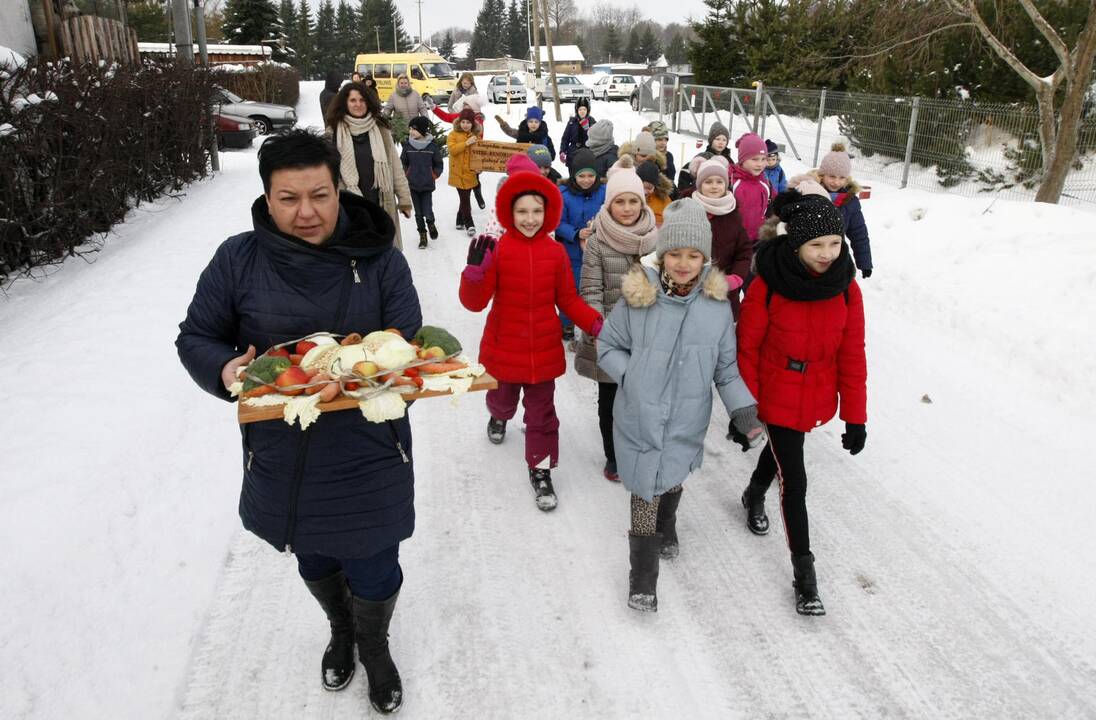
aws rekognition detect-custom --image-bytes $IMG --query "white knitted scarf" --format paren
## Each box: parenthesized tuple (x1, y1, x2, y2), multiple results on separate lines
(335, 114, 393, 204)
(590, 205, 658, 256)
(692, 188, 737, 216)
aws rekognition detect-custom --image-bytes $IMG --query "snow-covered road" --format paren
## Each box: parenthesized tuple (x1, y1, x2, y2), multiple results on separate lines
(3, 80, 1095, 719)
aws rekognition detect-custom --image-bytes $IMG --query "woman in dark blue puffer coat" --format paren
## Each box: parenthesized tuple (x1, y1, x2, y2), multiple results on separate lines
(176, 131, 421, 713)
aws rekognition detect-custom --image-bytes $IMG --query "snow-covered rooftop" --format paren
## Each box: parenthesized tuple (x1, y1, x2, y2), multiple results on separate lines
(137, 42, 271, 56)
(530, 45, 585, 63)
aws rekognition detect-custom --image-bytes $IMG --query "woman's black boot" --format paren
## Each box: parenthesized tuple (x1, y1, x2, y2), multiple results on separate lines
(352, 585, 404, 713)
(656, 491, 683, 559)
(628, 532, 662, 612)
(741, 484, 770, 535)
(791, 553, 826, 616)
(303, 572, 356, 691)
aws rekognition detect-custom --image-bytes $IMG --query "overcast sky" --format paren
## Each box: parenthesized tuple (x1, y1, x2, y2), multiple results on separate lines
(303, 0, 709, 45)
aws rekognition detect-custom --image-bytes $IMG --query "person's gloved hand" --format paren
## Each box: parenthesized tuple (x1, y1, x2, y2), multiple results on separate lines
(728, 406, 765, 452)
(861, 268, 872, 279)
(841, 422, 866, 455)
(462, 235, 497, 283)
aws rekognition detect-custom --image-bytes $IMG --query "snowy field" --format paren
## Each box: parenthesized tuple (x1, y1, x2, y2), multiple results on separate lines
(3, 80, 1096, 719)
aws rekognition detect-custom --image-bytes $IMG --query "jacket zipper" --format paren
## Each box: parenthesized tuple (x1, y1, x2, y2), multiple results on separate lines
(281, 429, 313, 554)
(243, 424, 253, 471)
(387, 421, 410, 463)
(351, 259, 360, 283)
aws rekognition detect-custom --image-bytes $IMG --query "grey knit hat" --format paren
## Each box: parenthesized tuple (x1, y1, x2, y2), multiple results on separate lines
(708, 121, 729, 145)
(656, 198, 712, 261)
(633, 131, 656, 157)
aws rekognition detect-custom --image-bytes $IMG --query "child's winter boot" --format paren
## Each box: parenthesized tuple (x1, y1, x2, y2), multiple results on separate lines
(656, 490, 683, 559)
(427, 219, 438, 239)
(352, 585, 404, 713)
(529, 467, 557, 511)
(418, 230, 428, 249)
(487, 416, 507, 444)
(791, 552, 825, 616)
(303, 571, 356, 691)
(628, 532, 662, 611)
(741, 484, 770, 535)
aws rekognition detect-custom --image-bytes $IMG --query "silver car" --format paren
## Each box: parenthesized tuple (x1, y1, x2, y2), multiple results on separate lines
(487, 75, 527, 103)
(213, 86, 297, 135)
(536, 74, 593, 103)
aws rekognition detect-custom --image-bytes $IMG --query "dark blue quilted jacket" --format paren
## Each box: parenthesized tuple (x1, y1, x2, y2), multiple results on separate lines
(176, 192, 423, 558)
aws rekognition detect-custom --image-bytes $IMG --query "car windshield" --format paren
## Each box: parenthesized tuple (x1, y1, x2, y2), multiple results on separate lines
(422, 63, 455, 79)
(218, 88, 244, 103)
(557, 76, 576, 84)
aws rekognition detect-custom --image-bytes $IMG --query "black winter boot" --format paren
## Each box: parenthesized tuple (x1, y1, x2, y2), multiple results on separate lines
(417, 230, 428, 249)
(427, 219, 438, 239)
(529, 467, 558, 511)
(628, 532, 662, 612)
(741, 485, 770, 536)
(656, 491, 683, 559)
(473, 183, 486, 209)
(791, 553, 826, 616)
(487, 416, 507, 444)
(303, 572, 356, 691)
(352, 585, 404, 714)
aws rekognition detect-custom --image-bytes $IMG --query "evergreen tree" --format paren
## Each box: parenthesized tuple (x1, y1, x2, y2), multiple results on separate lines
(294, 0, 314, 77)
(127, 0, 171, 42)
(624, 26, 641, 63)
(313, 0, 338, 73)
(506, 0, 528, 59)
(334, 0, 358, 72)
(469, 0, 502, 60)
(361, 0, 411, 53)
(688, 0, 744, 86)
(277, 0, 297, 60)
(666, 32, 687, 66)
(222, 0, 281, 47)
(439, 30, 456, 60)
(602, 24, 621, 63)
(638, 25, 660, 63)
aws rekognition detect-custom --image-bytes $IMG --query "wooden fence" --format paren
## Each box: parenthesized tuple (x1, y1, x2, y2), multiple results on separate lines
(59, 15, 138, 65)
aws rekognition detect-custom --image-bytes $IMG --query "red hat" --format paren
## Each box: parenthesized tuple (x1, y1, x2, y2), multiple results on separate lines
(458, 107, 477, 125)
(496, 171, 562, 238)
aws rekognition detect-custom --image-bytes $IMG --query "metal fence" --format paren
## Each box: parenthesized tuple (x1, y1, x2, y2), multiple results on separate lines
(634, 74, 1096, 208)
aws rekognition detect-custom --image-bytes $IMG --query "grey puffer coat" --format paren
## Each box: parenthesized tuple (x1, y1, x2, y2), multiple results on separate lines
(384, 88, 429, 120)
(574, 233, 644, 382)
(597, 260, 756, 501)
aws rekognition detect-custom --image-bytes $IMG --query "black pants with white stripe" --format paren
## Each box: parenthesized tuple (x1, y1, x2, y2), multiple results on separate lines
(746, 424, 809, 555)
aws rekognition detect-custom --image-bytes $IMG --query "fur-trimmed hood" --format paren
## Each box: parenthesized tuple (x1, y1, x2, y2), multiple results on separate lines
(621, 258, 729, 308)
(808, 168, 862, 195)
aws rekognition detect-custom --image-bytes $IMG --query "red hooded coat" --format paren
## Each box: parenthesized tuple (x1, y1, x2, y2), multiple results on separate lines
(459, 172, 601, 384)
(736, 275, 867, 432)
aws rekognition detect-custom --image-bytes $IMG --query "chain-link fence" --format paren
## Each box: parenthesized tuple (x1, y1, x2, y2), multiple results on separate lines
(634, 74, 1096, 208)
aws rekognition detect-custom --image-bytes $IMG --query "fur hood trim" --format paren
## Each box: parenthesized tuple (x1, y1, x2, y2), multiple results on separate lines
(619, 141, 669, 173)
(808, 169, 862, 194)
(621, 262, 729, 308)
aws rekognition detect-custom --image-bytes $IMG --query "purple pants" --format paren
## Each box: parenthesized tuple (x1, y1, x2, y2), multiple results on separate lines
(486, 379, 559, 468)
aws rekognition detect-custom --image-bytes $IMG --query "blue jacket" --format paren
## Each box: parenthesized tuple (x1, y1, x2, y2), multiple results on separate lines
(401, 135, 444, 192)
(830, 189, 872, 271)
(176, 193, 423, 558)
(556, 182, 606, 283)
(598, 261, 755, 500)
(764, 164, 787, 194)
(560, 115, 595, 160)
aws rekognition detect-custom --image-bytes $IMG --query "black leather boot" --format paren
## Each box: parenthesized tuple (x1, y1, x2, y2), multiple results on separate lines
(656, 491, 683, 559)
(628, 532, 662, 612)
(741, 484, 770, 535)
(303, 572, 356, 691)
(352, 583, 404, 713)
(791, 553, 826, 616)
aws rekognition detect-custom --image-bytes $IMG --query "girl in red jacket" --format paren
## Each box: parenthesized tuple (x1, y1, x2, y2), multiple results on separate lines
(735, 180, 867, 617)
(459, 171, 603, 511)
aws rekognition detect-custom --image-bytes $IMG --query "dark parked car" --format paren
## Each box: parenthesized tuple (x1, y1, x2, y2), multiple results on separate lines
(215, 111, 257, 149)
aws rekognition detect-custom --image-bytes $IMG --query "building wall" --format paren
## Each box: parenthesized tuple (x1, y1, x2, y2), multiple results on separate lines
(551, 61, 582, 74)
(0, 0, 37, 57)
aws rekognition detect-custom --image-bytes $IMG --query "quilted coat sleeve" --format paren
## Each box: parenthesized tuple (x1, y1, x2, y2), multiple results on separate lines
(458, 248, 498, 312)
(579, 236, 605, 316)
(596, 297, 632, 384)
(555, 190, 578, 244)
(837, 280, 868, 424)
(553, 245, 601, 334)
(713, 303, 757, 415)
(736, 276, 771, 400)
(432, 106, 458, 123)
(175, 240, 244, 402)
(431, 143, 444, 178)
(843, 196, 873, 271)
(379, 250, 424, 338)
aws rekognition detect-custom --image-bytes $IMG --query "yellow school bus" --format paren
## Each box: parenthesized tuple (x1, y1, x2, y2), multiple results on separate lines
(353, 53, 458, 103)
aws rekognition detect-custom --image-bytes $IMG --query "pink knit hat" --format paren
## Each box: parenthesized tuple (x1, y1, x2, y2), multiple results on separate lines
(735, 132, 768, 163)
(695, 158, 729, 188)
(505, 153, 539, 175)
(605, 164, 645, 206)
(818, 141, 852, 177)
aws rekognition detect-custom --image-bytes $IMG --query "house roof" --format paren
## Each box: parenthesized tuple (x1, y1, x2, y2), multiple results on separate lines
(529, 45, 585, 63)
(137, 42, 271, 56)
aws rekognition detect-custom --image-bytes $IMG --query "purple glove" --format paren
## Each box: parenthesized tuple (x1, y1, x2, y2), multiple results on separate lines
(590, 317, 604, 337)
(462, 234, 497, 283)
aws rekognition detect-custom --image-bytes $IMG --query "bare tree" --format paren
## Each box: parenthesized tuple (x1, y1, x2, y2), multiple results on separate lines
(941, 0, 1096, 203)
(546, 0, 576, 37)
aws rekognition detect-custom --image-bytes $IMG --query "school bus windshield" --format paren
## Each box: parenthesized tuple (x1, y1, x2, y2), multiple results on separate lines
(422, 63, 455, 79)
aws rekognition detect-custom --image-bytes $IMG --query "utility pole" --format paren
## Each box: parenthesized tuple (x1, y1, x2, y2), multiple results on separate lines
(530, 0, 541, 99)
(536, 0, 560, 121)
(417, 0, 423, 49)
(191, 0, 218, 171)
(172, 0, 194, 65)
(393, 10, 398, 53)
(375, 26, 381, 52)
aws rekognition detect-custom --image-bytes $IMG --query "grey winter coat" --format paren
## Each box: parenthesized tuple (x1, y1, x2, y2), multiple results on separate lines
(574, 234, 644, 382)
(384, 88, 429, 120)
(597, 261, 756, 501)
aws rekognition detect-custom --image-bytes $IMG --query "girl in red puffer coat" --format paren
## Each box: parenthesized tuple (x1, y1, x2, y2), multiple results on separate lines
(735, 180, 867, 618)
(459, 171, 603, 511)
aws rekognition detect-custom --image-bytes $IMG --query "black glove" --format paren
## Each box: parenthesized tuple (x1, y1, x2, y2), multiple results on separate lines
(727, 421, 750, 453)
(466, 235, 496, 267)
(861, 268, 872, 279)
(841, 423, 866, 455)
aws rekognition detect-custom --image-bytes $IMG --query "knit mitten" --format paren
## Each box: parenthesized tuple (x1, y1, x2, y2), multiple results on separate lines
(731, 406, 765, 449)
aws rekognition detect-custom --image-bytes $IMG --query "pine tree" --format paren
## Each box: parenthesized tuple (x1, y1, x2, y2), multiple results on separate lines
(313, 0, 337, 73)
(222, 0, 281, 47)
(360, 0, 411, 53)
(603, 25, 621, 63)
(469, 0, 502, 60)
(666, 32, 687, 66)
(127, 0, 171, 42)
(624, 26, 641, 63)
(506, 0, 528, 59)
(334, 0, 358, 72)
(688, 0, 743, 86)
(294, 0, 314, 77)
(439, 30, 456, 60)
(277, 0, 297, 60)
(638, 25, 660, 63)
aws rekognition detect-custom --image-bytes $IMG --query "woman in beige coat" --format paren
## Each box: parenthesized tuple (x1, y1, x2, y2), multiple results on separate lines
(325, 82, 413, 249)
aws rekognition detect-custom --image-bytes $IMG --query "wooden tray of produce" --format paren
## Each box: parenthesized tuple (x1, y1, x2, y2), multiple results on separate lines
(237, 372, 497, 424)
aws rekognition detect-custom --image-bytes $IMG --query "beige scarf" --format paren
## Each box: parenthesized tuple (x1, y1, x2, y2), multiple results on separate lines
(692, 188, 737, 216)
(590, 205, 658, 256)
(335, 114, 394, 204)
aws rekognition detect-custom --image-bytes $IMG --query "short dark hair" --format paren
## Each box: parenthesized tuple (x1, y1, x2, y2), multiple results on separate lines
(258, 129, 340, 194)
